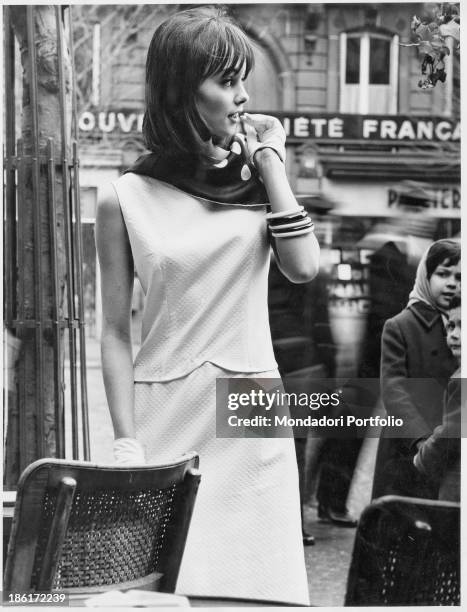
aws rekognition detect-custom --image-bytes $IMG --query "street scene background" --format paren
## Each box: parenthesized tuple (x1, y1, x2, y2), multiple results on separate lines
(3, 2, 460, 606)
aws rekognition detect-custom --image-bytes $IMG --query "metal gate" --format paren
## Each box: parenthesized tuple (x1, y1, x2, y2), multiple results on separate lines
(4, 5, 89, 486)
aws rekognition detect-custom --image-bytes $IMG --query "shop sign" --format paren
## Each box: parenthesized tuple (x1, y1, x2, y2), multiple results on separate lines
(277, 114, 460, 142)
(78, 110, 460, 143)
(388, 186, 460, 211)
(323, 181, 460, 218)
(78, 111, 144, 133)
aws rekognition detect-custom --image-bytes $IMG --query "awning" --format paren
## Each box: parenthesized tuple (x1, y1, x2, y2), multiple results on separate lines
(318, 150, 460, 181)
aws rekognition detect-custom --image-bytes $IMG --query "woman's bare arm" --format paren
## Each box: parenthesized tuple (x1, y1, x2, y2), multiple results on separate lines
(243, 113, 320, 283)
(255, 148, 320, 283)
(95, 183, 136, 439)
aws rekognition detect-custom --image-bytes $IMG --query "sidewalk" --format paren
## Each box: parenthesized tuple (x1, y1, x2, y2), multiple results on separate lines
(304, 437, 378, 606)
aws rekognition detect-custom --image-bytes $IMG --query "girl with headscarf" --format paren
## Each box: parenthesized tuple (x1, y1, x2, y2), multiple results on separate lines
(371, 239, 460, 499)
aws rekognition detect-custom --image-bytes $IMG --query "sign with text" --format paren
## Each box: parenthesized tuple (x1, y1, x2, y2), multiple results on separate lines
(388, 186, 460, 211)
(278, 114, 459, 142)
(78, 110, 460, 143)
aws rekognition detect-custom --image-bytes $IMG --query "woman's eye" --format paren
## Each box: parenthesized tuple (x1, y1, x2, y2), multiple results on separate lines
(223, 79, 233, 87)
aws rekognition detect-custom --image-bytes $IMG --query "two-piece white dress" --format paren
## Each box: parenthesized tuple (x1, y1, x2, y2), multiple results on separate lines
(113, 173, 309, 605)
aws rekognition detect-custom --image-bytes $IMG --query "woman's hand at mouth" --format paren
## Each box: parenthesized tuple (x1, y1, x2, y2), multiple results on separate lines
(241, 113, 286, 166)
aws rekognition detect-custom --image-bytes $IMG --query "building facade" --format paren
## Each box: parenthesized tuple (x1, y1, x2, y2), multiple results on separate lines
(76, 3, 460, 376)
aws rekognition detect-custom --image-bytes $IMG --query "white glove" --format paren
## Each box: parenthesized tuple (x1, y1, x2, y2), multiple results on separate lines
(113, 438, 146, 466)
(240, 113, 286, 166)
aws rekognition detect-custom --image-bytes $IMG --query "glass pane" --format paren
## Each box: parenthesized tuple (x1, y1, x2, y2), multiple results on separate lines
(369, 38, 390, 84)
(346, 37, 360, 84)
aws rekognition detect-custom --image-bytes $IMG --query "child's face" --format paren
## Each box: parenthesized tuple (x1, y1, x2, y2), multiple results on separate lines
(429, 258, 461, 310)
(446, 306, 461, 361)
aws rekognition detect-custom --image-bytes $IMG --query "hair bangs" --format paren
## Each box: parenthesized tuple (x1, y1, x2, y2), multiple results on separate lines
(200, 19, 254, 80)
(426, 239, 461, 278)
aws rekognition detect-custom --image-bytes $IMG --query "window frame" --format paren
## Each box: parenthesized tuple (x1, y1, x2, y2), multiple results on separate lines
(339, 30, 399, 114)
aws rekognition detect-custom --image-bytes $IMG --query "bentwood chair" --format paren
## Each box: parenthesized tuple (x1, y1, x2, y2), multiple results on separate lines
(3, 453, 200, 595)
(345, 495, 460, 606)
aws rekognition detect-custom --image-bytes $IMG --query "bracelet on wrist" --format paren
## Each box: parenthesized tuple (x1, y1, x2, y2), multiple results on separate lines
(266, 207, 315, 239)
(266, 206, 304, 220)
(270, 224, 315, 238)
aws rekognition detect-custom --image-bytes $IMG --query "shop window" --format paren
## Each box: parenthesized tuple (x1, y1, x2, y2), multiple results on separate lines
(369, 38, 390, 84)
(345, 38, 360, 84)
(340, 31, 398, 114)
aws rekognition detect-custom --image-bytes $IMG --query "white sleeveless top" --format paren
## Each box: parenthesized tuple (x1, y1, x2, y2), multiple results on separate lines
(113, 173, 277, 381)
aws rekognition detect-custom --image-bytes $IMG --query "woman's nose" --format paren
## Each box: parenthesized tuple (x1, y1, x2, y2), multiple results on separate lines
(235, 82, 249, 105)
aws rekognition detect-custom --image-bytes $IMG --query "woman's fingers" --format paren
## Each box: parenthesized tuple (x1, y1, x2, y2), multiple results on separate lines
(242, 112, 275, 135)
(242, 113, 285, 145)
(243, 121, 260, 150)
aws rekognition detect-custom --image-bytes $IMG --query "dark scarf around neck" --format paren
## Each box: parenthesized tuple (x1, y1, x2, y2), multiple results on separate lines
(125, 144, 269, 206)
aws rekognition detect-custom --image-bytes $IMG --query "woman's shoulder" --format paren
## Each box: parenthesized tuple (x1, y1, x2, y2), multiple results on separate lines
(97, 182, 120, 217)
(113, 172, 152, 189)
(114, 172, 184, 198)
(95, 183, 131, 254)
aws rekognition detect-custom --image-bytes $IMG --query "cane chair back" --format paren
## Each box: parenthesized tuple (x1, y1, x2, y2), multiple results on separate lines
(345, 495, 460, 606)
(4, 453, 200, 595)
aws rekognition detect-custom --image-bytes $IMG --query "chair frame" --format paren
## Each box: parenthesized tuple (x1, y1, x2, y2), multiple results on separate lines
(345, 494, 460, 606)
(4, 453, 200, 595)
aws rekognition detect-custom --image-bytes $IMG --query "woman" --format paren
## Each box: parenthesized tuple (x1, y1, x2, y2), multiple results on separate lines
(371, 239, 460, 500)
(96, 7, 319, 604)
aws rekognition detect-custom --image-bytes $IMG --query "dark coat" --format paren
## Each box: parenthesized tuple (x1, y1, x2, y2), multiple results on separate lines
(414, 374, 461, 502)
(358, 242, 415, 379)
(372, 301, 458, 499)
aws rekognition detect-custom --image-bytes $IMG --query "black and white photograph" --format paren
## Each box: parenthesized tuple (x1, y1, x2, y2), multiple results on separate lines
(2, 1, 462, 607)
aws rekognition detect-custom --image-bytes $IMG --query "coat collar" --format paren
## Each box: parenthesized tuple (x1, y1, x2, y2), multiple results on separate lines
(408, 300, 443, 330)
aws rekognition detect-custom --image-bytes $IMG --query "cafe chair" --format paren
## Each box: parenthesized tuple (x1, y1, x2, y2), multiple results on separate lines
(3, 453, 201, 595)
(344, 495, 460, 606)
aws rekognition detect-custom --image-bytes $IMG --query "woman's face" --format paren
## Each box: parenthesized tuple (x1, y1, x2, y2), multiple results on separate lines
(429, 258, 461, 310)
(196, 66, 249, 147)
(445, 306, 461, 361)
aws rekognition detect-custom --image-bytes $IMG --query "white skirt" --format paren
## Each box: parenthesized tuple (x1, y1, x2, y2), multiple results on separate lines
(135, 362, 309, 605)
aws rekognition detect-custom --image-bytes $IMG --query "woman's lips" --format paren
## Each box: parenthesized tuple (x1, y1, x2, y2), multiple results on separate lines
(228, 111, 245, 122)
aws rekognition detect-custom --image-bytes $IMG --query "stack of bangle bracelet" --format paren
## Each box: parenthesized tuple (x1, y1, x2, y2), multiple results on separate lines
(266, 206, 314, 238)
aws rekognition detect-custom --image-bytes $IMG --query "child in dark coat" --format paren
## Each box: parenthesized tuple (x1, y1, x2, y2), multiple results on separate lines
(414, 295, 461, 501)
(372, 239, 460, 499)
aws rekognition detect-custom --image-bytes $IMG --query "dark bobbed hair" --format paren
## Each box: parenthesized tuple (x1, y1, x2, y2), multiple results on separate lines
(425, 239, 460, 279)
(142, 6, 254, 157)
(448, 294, 461, 311)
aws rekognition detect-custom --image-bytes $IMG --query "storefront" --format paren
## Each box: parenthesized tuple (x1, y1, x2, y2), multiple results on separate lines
(280, 112, 460, 376)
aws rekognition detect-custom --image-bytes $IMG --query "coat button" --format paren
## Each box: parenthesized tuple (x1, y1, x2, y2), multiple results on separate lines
(431, 349, 438, 355)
